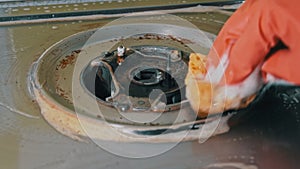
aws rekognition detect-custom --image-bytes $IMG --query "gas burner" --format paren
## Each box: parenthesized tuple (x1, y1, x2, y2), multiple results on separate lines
(82, 45, 190, 113)
(29, 23, 231, 143)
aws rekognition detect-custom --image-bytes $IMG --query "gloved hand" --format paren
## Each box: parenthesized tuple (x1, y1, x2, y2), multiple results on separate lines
(209, 0, 300, 84)
(186, 0, 300, 117)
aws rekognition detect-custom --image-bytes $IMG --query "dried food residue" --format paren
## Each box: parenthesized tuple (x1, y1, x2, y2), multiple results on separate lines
(135, 34, 194, 45)
(56, 50, 81, 70)
(56, 85, 72, 104)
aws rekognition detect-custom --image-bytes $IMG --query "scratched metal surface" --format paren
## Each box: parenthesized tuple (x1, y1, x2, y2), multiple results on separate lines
(0, 1, 300, 169)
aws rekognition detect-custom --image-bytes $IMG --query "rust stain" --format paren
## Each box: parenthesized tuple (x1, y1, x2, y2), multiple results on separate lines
(56, 49, 81, 70)
(56, 85, 73, 104)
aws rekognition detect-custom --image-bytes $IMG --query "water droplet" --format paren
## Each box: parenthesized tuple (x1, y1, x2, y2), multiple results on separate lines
(293, 97, 299, 103)
(52, 26, 59, 30)
(23, 8, 30, 11)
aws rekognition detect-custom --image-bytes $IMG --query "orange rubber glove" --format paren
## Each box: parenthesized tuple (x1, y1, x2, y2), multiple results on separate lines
(208, 0, 300, 85)
(186, 0, 300, 117)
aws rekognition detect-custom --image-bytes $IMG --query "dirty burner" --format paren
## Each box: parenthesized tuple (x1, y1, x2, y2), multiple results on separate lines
(81, 45, 190, 113)
(30, 23, 231, 143)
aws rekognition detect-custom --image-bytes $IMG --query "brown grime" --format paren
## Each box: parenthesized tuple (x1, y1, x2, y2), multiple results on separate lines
(56, 50, 81, 70)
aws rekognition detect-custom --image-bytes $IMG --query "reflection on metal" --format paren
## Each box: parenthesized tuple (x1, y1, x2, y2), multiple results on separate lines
(204, 162, 258, 169)
(0, 3, 237, 26)
(0, 101, 39, 119)
(0, 0, 241, 22)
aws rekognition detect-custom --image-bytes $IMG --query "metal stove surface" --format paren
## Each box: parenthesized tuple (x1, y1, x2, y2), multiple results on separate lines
(0, 1, 300, 169)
